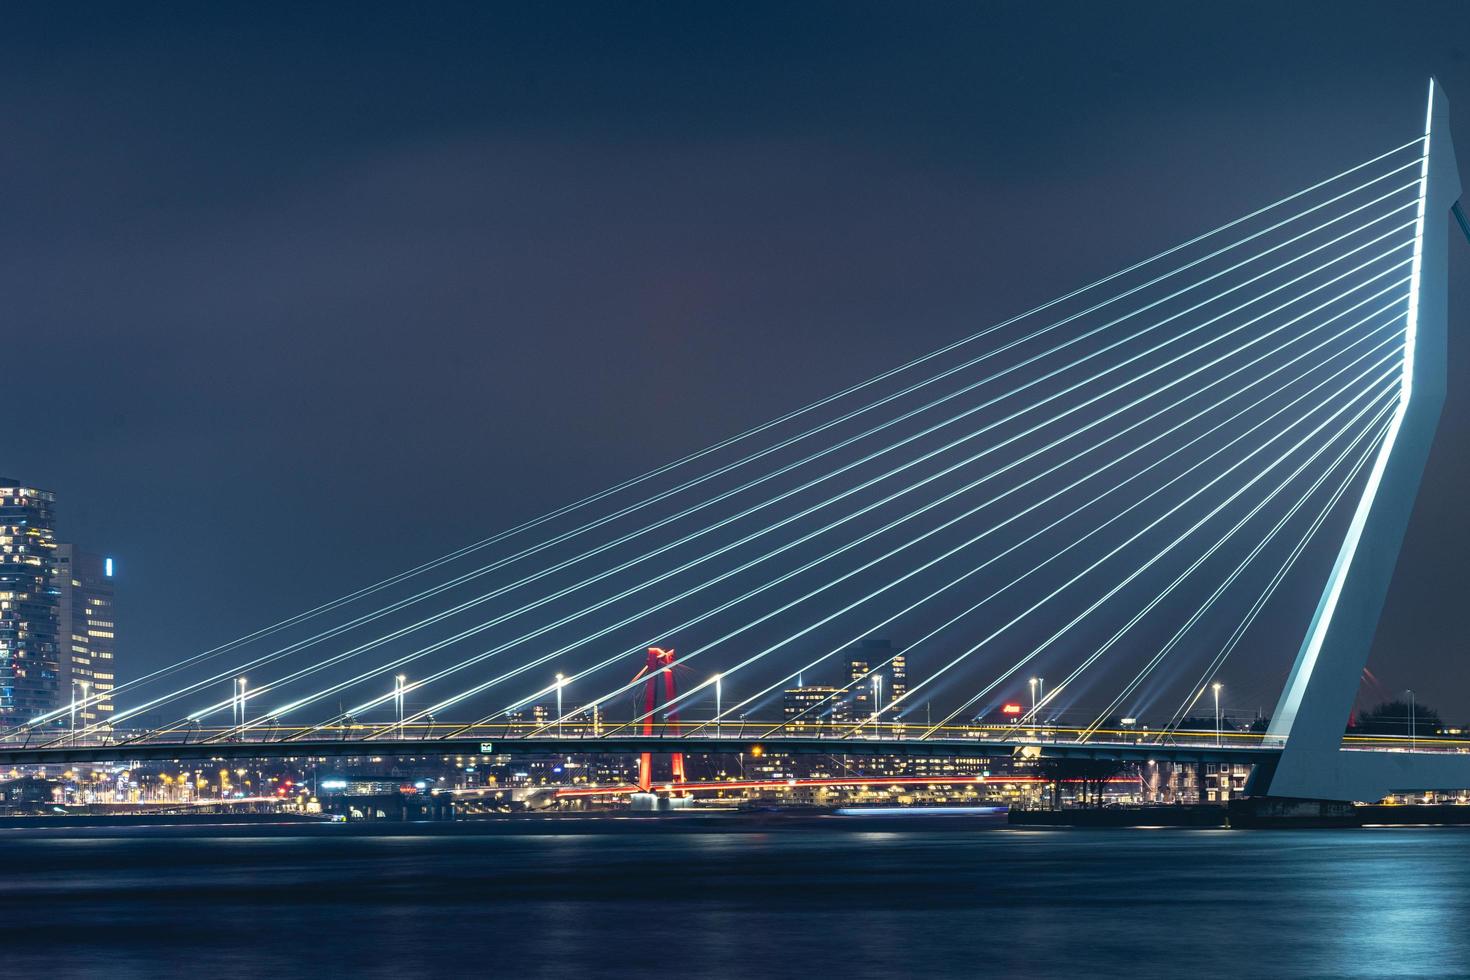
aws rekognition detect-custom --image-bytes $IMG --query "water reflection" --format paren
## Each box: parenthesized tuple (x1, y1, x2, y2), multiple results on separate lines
(3, 825, 1468, 979)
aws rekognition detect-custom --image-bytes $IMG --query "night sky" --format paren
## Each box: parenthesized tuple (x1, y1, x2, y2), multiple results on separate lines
(6, 2, 1470, 718)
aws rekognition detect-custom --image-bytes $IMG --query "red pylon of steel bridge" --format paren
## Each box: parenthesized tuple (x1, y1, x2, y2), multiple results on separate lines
(630, 646, 685, 792)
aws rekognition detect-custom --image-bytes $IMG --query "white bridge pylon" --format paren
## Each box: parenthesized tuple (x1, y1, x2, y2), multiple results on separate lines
(1260, 78, 1468, 802)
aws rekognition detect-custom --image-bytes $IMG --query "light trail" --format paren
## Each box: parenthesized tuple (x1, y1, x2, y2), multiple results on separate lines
(547, 775, 1140, 798)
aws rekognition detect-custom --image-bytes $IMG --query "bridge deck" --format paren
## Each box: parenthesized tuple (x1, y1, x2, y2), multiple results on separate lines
(0, 733, 1284, 767)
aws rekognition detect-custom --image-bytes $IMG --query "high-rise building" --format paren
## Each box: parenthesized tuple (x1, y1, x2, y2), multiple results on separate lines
(0, 479, 60, 725)
(54, 545, 117, 726)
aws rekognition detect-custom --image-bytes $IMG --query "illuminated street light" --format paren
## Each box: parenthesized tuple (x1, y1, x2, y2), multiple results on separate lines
(714, 673, 723, 740)
(871, 673, 883, 737)
(555, 673, 565, 737)
(395, 674, 407, 740)
(78, 679, 90, 738)
(1406, 689, 1416, 752)
(1212, 682, 1223, 747)
(236, 677, 248, 741)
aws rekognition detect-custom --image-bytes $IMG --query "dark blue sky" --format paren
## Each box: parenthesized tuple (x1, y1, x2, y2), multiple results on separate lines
(5, 2, 1470, 717)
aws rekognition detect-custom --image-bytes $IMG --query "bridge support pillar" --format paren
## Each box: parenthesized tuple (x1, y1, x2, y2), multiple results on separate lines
(1260, 79, 1466, 803)
(635, 647, 686, 794)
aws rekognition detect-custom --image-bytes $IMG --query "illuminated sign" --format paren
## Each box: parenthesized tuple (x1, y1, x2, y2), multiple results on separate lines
(1001, 703, 1023, 715)
(104, 557, 114, 577)
(479, 742, 494, 754)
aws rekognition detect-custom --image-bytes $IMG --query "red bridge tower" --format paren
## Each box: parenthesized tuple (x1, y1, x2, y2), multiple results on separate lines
(631, 646, 685, 792)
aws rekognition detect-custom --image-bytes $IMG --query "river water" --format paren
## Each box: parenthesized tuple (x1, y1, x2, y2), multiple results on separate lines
(4, 817, 1469, 979)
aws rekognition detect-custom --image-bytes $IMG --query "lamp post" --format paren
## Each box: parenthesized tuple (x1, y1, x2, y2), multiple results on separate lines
(871, 673, 883, 737)
(236, 677, 247, 741)
(78, 679, 90, 734)
(714, 673, 722, 739)
(1406, 689, 1416, 751)
(1212, 682, 1223, 747)
(395, 674, 406, 740)
(69, 679, 78, 745)
(555, 673, 565, 736)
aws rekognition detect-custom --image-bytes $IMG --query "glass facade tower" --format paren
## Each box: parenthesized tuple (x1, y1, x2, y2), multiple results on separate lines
(0, 479, 60, 725)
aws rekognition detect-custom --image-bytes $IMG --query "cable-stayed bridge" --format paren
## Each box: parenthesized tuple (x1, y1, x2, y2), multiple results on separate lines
(7, 81, 1468, 804)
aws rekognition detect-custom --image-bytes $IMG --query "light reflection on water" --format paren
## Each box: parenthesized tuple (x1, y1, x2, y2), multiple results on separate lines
(4, 824, 1469, 979)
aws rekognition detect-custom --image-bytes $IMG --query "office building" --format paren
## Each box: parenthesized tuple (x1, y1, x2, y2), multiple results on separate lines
(54, 545, 117, 726)
(782, 685, 844, 732)
(0, 479, 60, 724)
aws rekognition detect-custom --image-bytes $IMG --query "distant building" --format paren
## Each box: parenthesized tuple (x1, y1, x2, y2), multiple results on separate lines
(859, 637, 907, 708)
(0, 776, 61, 807)
(54, 545, 117, 726)
(782, 685, 844, 732)
(886, 653, 907, 705)
(566, 703, 602, 737)
(0, 479, 60, 725)
(847, 657, 871, 720)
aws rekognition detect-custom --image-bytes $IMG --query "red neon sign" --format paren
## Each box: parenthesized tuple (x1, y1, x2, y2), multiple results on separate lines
(1001, 702, 1024, 715)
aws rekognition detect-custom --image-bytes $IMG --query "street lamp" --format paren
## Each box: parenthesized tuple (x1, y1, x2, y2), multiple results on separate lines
(78, 679, 90, 734)
(236, 677, 248, 740)
(555, 673, 565, 736)
(871, 673, 883, 736)
(1212, 682, 1223, 747)
(70, 679, 78, 744)
(714, 673, 723, 739)
(395, 674, 406, 740)
(1406, 689, 1417, 751)
(1029, 677, 1038, 719)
